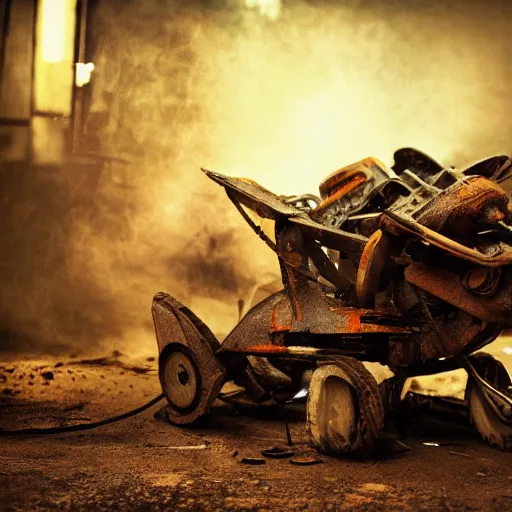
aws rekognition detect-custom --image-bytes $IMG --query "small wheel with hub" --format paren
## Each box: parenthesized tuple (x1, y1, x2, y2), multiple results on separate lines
(161, 346, 201, 414)
(159, 343, 225, 425)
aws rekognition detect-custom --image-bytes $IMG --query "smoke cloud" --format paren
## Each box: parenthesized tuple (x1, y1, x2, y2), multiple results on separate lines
(1, 0, 511, 355)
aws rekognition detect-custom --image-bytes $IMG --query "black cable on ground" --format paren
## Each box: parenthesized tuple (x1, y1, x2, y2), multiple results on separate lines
(0, 393, 165, 437)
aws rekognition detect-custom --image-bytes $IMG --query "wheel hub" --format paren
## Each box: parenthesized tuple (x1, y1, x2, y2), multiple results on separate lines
(162, 351, 198, 410)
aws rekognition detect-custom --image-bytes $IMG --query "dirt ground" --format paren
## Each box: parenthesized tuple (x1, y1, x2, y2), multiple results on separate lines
(1, 348, 511, 511)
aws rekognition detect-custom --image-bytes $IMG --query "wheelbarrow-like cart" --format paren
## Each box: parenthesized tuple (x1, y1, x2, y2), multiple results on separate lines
(153, 149, 512, 455)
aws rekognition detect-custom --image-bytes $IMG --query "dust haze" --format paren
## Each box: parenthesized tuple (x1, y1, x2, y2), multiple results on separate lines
(1, 0, 511, 355)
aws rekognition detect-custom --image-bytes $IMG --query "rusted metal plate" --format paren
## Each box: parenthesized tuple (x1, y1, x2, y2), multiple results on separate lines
(202, 168, 368, 255)
(405, 262, 512, 327)
(202, 169, 303, 220)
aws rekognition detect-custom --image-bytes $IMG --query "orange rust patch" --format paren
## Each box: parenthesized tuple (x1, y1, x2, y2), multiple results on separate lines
(345, 311, 361, 333)
(244, 345, 288, 354)
(355, 230, 383, 305)
(314, 172, 367, 213)
(456, 176, 504, 198)
(360, 324, 412, 333)
(269, 306, 292, 333)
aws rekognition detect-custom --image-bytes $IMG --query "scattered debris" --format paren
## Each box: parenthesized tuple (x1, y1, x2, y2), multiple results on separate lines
(72, 357, 153, 375)
(41, 372, 54, 381)
(422, 441, 464, 448)
(289, 455, 324, 466)
(54, 362, 63, 368)
(241, 457, 266, 465)
(62, 402, 87, 412)
(449, 451, 475, 459)
(261, 447, 295, 459)
(144, 444, 208, 451)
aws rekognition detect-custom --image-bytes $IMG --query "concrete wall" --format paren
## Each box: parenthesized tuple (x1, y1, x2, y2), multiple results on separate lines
(1, 0, 512, 354)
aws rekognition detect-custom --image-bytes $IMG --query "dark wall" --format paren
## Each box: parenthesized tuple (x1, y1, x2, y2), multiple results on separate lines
(1, 0, 511, 355)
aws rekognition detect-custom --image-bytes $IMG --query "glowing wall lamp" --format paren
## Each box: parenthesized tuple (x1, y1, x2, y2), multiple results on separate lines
(75, 62, 94, 87)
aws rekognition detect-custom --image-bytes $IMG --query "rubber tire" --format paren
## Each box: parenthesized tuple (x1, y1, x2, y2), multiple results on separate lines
(466, 352, 512, 451)
(307, 358, 385, 456)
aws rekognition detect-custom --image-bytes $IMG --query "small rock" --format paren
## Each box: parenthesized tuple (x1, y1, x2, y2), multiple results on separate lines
(2, 388, 14, 395)
(146, 357, 155, 362)
(54, 362, 63, 368)
(41, 371, 54, 381)
(112, 350, 122, 357)
(476, 472, 487, 478)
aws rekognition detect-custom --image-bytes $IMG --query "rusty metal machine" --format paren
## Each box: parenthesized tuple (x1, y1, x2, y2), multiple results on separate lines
(152, 148, 512, 455)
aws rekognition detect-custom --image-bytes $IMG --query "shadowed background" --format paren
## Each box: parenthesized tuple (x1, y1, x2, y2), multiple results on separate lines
(0, 0, 511, 356)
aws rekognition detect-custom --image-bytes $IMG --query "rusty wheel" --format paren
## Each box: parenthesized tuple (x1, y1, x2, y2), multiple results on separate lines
(159, 343, 206, 424)
(307, 358, 385, 456)
(466, 352, 512, 450)
(161, 347, 201, 412)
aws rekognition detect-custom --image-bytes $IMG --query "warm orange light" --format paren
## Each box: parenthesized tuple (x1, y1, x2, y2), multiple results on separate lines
(41, 0, 66, 63)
